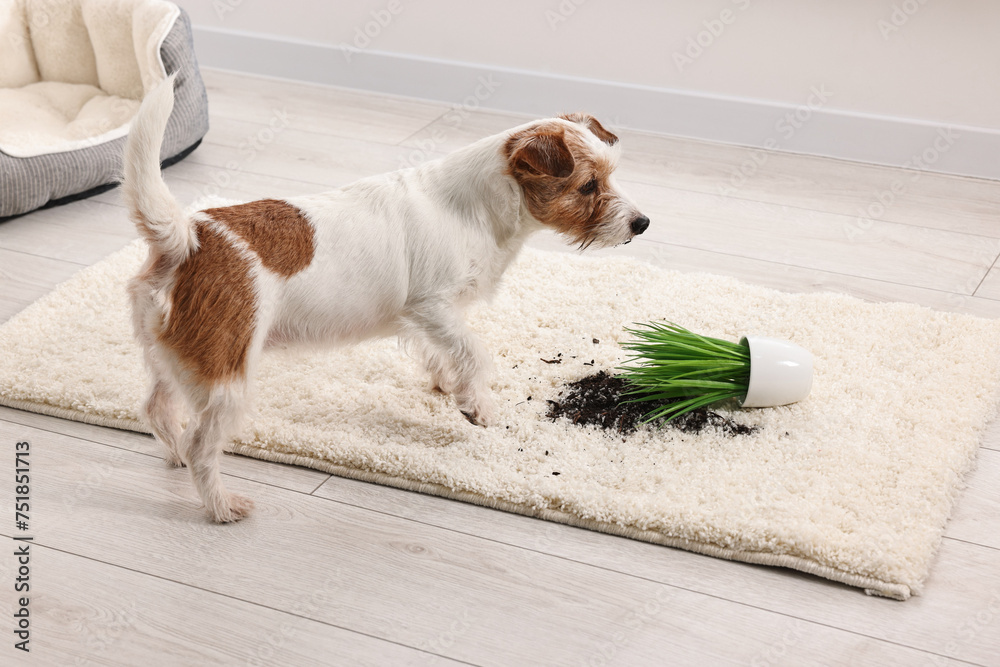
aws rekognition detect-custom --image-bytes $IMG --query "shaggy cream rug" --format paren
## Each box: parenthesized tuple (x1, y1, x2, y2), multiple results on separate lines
(2, 239, 999, 600)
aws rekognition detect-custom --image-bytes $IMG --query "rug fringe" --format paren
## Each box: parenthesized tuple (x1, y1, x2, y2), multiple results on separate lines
(0, 398, 148, 433)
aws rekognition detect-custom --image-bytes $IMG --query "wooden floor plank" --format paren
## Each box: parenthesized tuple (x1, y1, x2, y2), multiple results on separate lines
(186, 118, 418, 187)
(0, 200, 134, 266)
(625, 179, 998, 294)
(0, 546, 455, 666)
(949, 448, 1000, 549)
(975, 267, 1000, 301)
(397, 107, 534, 154)
(527, 232, 1000, 318)
(613, 129, 1000, 240)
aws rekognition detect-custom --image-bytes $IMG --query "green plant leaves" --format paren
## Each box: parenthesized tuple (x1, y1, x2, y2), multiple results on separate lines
(617, 321, 750, 423)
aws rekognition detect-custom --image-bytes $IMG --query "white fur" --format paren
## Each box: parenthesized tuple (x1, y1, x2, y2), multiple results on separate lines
(121, 73, 196, 265)
(122, 76, 647, 522)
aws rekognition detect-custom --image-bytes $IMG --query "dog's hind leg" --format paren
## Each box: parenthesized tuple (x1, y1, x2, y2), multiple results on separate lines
(143, 366, 187, 468)
(181, 381, 254, 523)
(128, 279, 188, 468)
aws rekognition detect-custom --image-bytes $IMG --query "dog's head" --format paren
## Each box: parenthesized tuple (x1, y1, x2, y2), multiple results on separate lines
(504, 113, 648, 249)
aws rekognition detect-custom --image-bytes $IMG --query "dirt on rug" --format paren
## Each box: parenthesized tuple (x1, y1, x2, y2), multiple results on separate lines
(546, 370, 757, 437)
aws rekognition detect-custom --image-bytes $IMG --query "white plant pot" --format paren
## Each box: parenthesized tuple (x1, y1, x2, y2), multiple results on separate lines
(738, 336, 813, 408)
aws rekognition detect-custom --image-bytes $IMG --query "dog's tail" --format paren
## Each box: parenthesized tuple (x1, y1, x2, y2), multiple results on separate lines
(121, 73, 197, 264)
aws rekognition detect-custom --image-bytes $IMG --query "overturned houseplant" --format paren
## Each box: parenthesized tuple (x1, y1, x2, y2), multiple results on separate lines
(618, 322, 813, 423)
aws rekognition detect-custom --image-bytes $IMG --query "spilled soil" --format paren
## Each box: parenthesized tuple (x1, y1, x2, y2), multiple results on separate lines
(546, 371, 757, 437)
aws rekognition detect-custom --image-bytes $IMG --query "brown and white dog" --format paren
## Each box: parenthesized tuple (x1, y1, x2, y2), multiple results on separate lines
(123, 74, 649, 522)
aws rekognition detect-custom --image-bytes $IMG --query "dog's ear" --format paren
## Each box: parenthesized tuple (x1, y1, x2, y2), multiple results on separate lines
(559, 112, 618, 146)
(508, 129, 575, 178)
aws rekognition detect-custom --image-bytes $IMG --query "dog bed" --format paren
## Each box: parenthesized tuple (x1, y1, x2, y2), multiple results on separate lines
(0, 0, 208, 219)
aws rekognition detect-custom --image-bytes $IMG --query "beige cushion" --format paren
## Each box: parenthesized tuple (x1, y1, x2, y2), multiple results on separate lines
(0, 0, 179, 158)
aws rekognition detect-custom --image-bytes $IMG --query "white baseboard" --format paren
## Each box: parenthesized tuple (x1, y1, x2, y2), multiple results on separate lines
(192, 26, 1000, 182)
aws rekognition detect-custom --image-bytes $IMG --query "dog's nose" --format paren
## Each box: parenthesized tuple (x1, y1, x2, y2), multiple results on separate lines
(630, 215, 650, 235)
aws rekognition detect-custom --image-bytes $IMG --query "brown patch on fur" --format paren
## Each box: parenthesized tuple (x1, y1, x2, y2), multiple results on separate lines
(559, 112, 618, 146)
(202, 199, 315, 278)
(158, 222, 257, 384)
(505, 122, 616, 247)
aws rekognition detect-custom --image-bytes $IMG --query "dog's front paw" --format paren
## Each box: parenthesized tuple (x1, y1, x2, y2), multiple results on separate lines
(460, 397, 497, 427)
(207, 492, 255, 523)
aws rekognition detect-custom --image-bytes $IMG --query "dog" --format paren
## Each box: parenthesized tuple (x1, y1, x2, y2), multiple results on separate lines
(122, 74, 649, 522)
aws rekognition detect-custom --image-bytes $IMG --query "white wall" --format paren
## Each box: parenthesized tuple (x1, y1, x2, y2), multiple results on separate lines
(175, 0, 1000, 179)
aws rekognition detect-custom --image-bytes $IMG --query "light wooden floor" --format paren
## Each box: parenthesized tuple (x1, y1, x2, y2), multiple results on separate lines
(2, 69, 999, 666)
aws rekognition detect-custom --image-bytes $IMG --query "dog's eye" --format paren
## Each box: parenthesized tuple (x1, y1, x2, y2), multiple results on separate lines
(579, 178, 598, 195)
